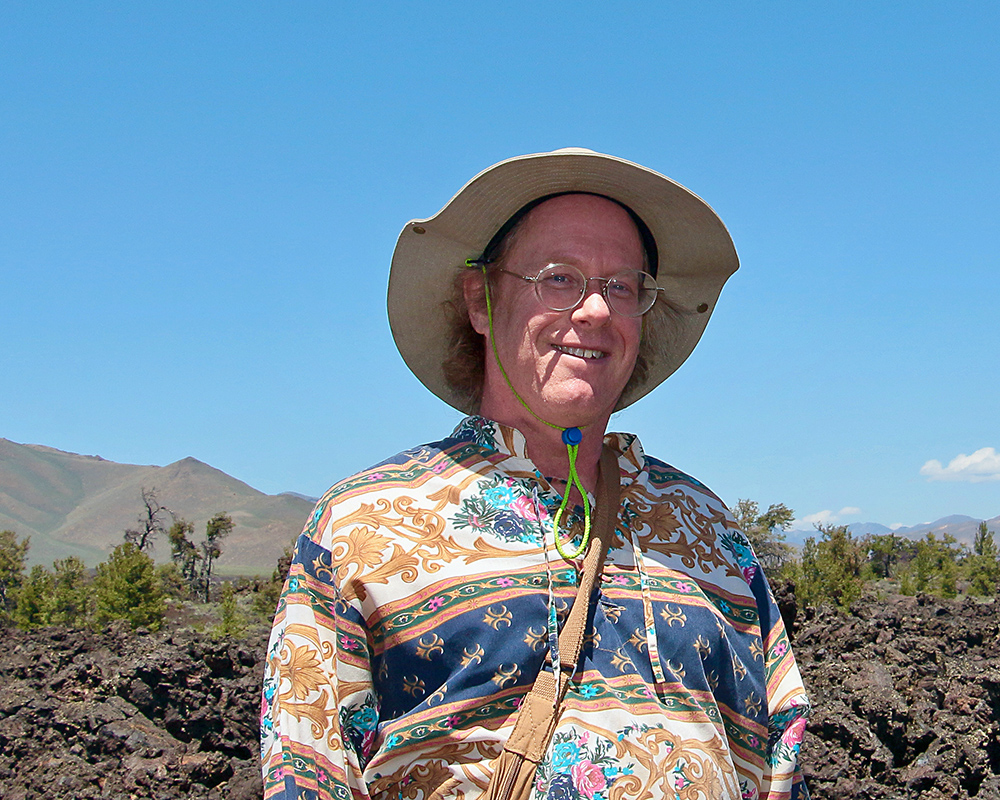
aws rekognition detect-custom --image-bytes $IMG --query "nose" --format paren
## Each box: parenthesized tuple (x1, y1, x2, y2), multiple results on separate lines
(571, 280, 612, 324)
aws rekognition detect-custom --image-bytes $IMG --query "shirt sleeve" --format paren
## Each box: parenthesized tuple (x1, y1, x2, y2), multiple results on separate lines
(747, 555, 811, 799)
(261, 532, 379, 800)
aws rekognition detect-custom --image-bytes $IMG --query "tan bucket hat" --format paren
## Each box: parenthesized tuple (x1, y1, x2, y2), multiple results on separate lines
(387, 147, 739, 414)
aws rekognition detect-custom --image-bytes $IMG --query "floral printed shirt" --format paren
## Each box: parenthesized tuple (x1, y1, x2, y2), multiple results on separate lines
(261, 417, 810, 800)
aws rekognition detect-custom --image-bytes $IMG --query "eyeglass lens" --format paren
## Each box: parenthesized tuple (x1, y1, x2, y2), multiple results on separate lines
(534, 264, 657, 317)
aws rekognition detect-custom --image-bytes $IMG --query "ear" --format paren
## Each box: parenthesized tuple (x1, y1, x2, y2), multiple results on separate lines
(463, 270, 490, 335)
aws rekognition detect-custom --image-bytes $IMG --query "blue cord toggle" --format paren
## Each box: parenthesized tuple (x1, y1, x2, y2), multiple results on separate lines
(562, 427, 583, 445)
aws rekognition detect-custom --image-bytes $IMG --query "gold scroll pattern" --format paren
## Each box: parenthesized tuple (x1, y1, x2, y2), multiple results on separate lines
(323, 496, 543, 604)
(607, 725, 738, 800)
(626, 483, 741, 581)
(273, 623, 339, 749)
(368, 740, 502, 800)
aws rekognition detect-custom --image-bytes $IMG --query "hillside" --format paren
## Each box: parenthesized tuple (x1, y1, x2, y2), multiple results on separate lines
(0, 438, 314, 576)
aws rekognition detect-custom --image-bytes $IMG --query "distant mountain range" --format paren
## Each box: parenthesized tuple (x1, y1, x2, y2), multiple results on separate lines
(786, 514, 1000, 549)
(0, 438, 316, 576)
(3, 436, 997, 574)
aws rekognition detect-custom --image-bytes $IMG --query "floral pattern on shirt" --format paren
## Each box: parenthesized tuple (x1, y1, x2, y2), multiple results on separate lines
(451, 474, 545, 545)
(718, 528, 758, 586)
(340, 693, 380, 768)
(536, 728, 635, 800)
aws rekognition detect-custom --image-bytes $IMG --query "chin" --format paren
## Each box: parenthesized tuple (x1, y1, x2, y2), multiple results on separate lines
(539, 386, 617, 428)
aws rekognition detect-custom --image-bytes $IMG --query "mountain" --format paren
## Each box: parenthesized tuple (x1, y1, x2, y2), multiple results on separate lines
(845, 522, 894, 537)
(0, 438, 315, 575)
(785, 514, 1000, 548)
(882, 515, 996, 547)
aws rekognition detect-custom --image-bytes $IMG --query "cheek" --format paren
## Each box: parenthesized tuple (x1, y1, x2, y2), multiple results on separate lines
(622, 319, 643, 355)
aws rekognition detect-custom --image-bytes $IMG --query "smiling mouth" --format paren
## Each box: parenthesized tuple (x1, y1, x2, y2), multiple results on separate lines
(553, 345, 607, 360)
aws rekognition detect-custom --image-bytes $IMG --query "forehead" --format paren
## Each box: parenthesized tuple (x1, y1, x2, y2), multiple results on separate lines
(506, 194, 646, 267)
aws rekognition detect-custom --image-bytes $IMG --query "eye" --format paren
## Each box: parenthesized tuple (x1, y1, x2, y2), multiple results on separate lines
(538, 264, 582, 292)
(607, 273, 639, 299)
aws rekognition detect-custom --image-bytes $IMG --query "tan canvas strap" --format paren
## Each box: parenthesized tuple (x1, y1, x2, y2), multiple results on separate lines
(484, 444, 621, 799)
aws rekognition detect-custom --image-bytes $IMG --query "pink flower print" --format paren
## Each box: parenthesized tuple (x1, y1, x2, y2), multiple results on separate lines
(578, 731, 590, 745)
(611, 575, 628, 585)
(446, 715, 461, 728)
(432, 462, 447, 474)
(496, 577, 515, 587)
(571, 760, 607, 799)
(674, 581, 693, 593)
(772, 641, 788, 657)
(512, 495, 541, 520)
(742, 565, 757, 584)
(428, 596, 446, 611)
(782, 716, 807, 747)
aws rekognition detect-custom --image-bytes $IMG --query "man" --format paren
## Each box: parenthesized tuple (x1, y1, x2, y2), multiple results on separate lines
(261, 149, 810, 800)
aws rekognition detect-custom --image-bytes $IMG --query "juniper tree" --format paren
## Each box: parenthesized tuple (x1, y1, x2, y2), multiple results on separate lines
(198, 513, 234, 602)
(212, 581, 246, 639)
(902, 533, 962, 598)
(968, 521, 999, 596)
(12, 564, 54, 629)
(168, 519, 201, 585)
(124, 487, 171, 552)
(0, 530, 30, 620)
(798, 524, 866, 610)
(733, 499, 795, 575)
(94, 542, 165, 630)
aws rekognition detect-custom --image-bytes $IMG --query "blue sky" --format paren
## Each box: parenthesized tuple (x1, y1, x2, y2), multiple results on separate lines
(2, 2, 998, 530)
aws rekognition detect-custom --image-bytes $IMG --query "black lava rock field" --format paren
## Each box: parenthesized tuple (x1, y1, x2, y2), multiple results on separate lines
(2, 591, 999, 799)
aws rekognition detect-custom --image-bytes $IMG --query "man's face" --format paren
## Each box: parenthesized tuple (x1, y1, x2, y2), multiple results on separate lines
(469, 193, 644, 430)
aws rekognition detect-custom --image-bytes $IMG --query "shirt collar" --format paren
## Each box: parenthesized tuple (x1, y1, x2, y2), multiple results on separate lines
(453, 415, 645, 480)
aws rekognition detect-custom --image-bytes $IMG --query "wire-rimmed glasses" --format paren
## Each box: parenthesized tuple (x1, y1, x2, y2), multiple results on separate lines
(487, 263, 664, 317)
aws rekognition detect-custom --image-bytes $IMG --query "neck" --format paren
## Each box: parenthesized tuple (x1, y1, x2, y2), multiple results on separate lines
(479, 396, 609, 495)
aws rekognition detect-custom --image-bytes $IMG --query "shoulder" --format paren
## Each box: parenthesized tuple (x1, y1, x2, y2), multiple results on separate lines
(298, 428, 498, 545)
(622, 446, 762, 585)
(608, 430, 728, 512)
(606, 430, 734, 522)
(640, 453, 725, 505)
(630, 451, 737, 538)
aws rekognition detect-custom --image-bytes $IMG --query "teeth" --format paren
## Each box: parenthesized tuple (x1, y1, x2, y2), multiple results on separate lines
(556, 345, 605, 359)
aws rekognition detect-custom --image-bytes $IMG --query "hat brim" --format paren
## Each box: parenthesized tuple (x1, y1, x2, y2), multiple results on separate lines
(388, 148, 739, 415)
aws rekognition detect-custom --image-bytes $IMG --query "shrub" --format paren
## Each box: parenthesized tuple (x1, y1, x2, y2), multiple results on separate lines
(212, 581, 247, 639)
(49, 556, 90, 626)
(12, 564, 54, 629)
(799, 524, 866, 610)
(0, 530, 30, 621)
(94, 543, 166, 630)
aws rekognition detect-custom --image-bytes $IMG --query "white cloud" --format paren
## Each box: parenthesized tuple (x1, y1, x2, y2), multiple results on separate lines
(920, 447, 1000, 483)
(793, 506, 862, 529)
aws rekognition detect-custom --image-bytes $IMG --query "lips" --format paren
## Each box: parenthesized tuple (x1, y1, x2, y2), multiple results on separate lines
(553, 344, 608, 360)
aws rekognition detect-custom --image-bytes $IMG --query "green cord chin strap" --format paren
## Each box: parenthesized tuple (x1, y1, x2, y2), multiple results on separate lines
(471, 259, 592, 561)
